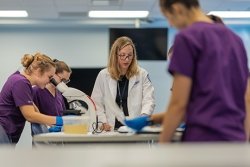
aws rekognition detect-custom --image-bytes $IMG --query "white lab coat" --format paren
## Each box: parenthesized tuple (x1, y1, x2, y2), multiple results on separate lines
(91, 67, 155, 129)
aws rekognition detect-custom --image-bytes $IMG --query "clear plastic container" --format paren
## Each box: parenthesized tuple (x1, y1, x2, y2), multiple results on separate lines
(63, 115, 90, 134)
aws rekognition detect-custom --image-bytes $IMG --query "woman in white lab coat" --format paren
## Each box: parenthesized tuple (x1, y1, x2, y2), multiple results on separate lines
(91, 36, 155, 131)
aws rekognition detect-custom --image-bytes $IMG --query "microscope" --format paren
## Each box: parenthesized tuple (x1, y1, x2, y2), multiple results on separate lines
(50, 78, 97, 132)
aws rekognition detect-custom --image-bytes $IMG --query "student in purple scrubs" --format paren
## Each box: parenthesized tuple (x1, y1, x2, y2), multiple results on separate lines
(31, 60, 71, 135)
(0, 53, 63, 144)
(33, 60, 71, 116)
(126, 0, 249, 142)
(126, 14, 226, 129)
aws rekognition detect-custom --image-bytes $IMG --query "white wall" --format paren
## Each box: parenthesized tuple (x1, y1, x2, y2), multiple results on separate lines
(0, 27, 109, 87)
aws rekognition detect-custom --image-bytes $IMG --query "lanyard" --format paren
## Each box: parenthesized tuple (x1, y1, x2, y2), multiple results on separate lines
(117, 79, 128, 109)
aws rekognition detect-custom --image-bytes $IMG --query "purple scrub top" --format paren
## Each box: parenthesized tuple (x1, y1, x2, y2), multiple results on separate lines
(169, 22, 249, 142)
(0, 71, 33, 143)
(33, 86, 66, 116)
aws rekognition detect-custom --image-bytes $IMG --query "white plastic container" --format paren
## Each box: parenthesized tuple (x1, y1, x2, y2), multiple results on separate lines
(63, 115, 90, 134)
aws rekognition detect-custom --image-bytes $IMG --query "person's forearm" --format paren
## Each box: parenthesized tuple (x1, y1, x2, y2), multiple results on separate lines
(159, 105, 185, 143)
(244, 111, 250, 141)
(244, 78, 250, 141)
(27, 112, 56, 126)
(159, 73, 191, 143)
(20, 105, 56, 126)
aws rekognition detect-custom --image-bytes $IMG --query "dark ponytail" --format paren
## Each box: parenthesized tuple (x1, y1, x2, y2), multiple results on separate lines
(160, 0, 199, 11)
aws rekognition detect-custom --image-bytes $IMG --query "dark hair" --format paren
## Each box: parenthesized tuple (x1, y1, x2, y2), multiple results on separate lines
(160, 0, 200, 11)
(207, 14, 224, 24)
(167, 46, 173, 60)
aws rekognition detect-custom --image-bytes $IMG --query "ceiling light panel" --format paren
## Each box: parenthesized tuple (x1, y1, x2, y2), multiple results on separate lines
(208, 11, 250, 18)
(0, 10, 28, 17)
(88, 10, 149, 18)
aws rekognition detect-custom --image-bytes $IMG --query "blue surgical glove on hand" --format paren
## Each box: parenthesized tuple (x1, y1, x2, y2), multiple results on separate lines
(56, 116, 63, 126)
(49, 116, 63, 132)
(124, 115, 151, 131)
(48, 126, 62, 132)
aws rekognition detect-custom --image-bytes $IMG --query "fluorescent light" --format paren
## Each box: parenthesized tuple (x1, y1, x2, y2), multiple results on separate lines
(88, 11, 149, 18)
(0, 10, 28, 17)
(208, 11, 250, 18)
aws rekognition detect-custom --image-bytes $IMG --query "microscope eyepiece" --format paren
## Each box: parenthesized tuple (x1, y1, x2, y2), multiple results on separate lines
(50, 78, 58, 86)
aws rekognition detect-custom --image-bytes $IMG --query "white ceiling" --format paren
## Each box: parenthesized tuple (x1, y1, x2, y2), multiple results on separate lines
(0, 0, 250, 26)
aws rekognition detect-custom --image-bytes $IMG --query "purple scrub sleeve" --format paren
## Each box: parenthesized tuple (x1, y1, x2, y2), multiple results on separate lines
(0, 72, 34, 143)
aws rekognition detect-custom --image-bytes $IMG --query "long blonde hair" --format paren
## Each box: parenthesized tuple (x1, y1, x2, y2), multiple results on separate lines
(21, 52, 55, 75)
(108, 36, 139, 80)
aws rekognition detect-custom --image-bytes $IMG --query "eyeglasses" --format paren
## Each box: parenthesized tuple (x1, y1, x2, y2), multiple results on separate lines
(56, 74, 70, 84)
(118, 54, 133, 60)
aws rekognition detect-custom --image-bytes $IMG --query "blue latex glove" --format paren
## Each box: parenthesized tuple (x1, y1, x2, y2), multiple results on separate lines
(56, 116, 63, 126)
(48, 126, 62, 132)
(124, 116, 151, 131)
